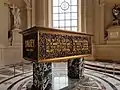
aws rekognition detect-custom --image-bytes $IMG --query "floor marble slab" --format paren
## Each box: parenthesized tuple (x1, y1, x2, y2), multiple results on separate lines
(0, 61, 120, 90)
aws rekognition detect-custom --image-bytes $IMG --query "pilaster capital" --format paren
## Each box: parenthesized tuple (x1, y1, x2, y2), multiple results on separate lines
(98, 0, 105, 6)
(24, 0, 32, 10)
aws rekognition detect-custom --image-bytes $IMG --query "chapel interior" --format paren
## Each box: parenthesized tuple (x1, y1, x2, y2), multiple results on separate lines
(0, 0, 120, 90)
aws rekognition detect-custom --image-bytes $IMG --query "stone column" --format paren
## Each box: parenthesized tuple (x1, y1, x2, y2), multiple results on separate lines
(99, 0, 106, 44)
(86, 0, 94, 34)
(94, 0, 101, 44)
(35, 0, 49, 27)
(81, 0, 94, 34)
(31, 0, 35, 27)
(48, 0, 52, 27)
(26, 7, 32, 28)
(94, 0, 105, 44)
(81, 0, 87, 32)
(24, 0, 32, 28)
(44, 0, 49, 27)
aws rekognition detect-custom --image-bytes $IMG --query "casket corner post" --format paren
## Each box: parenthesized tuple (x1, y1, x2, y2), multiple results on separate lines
(22, 29, 38, 62)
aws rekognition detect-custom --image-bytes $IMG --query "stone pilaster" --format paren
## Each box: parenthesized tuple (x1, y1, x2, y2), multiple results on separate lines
(81, 0, 87, 32)
(35, 0, 49, 27)
(31, 0, 35, 27)
(24, 0, 32, 28)
(26, 7, 32, 28)
(94, 0, 101, 44)
(99, 0, 106, 44)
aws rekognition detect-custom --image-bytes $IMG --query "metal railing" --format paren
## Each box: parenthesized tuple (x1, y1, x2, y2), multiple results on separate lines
(74, 83, 101, 90)
(0, 61, 33, 77)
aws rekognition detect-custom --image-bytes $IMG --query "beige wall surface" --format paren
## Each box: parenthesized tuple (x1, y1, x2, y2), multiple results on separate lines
(0, 0, 27, 66)
(85, 0, 120, 61)
(106, 0, 120, 3)
(95, 45, 120, 61)
(104, 4, 113, 29)
(0, 0, 9, 47)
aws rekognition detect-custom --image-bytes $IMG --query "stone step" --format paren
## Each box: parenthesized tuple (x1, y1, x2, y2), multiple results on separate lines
(84, 61, 120, 75)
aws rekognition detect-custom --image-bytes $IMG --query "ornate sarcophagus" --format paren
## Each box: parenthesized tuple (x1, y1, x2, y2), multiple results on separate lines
(20, 26, 93, 90)
(20, 26, 92, 62)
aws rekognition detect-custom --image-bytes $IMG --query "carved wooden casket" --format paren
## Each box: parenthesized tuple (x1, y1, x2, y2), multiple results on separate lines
(20, 26, 92, 62)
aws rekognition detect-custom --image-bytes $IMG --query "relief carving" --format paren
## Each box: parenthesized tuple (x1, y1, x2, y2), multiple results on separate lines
(112, 4, 120, 26)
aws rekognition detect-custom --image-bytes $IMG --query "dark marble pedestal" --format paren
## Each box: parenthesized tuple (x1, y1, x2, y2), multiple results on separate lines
(32, 61, 52, 90)
(31, 58, 84, 90)
(27, 84, 52, 90)
(68, 58, 84, 79)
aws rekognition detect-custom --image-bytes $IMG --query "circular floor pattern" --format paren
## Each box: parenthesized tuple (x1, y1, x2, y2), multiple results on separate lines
(0, 69, 120, 90)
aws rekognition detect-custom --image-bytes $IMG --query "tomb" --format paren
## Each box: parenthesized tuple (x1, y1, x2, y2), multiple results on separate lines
(20, 26, 93, 90)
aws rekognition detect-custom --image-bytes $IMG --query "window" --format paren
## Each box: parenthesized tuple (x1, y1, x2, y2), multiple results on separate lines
(52, 0, 79, 75)
(52, 0, 78, 32)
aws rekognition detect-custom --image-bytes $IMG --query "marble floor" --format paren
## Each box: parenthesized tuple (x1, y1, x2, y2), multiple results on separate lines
(0, 62, 120, 90)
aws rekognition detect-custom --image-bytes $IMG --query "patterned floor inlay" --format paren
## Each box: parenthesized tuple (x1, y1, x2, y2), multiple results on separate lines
(0, 76, 5, 81)
(15, 65, 32, 72)
(15, 67, 32, 72)
(85, 73, 118, 90)
(0, 62, 120, 90)
(0, 70, 119, 90)
(73, 76, 105, 90)
(4, 81, 12, 85)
